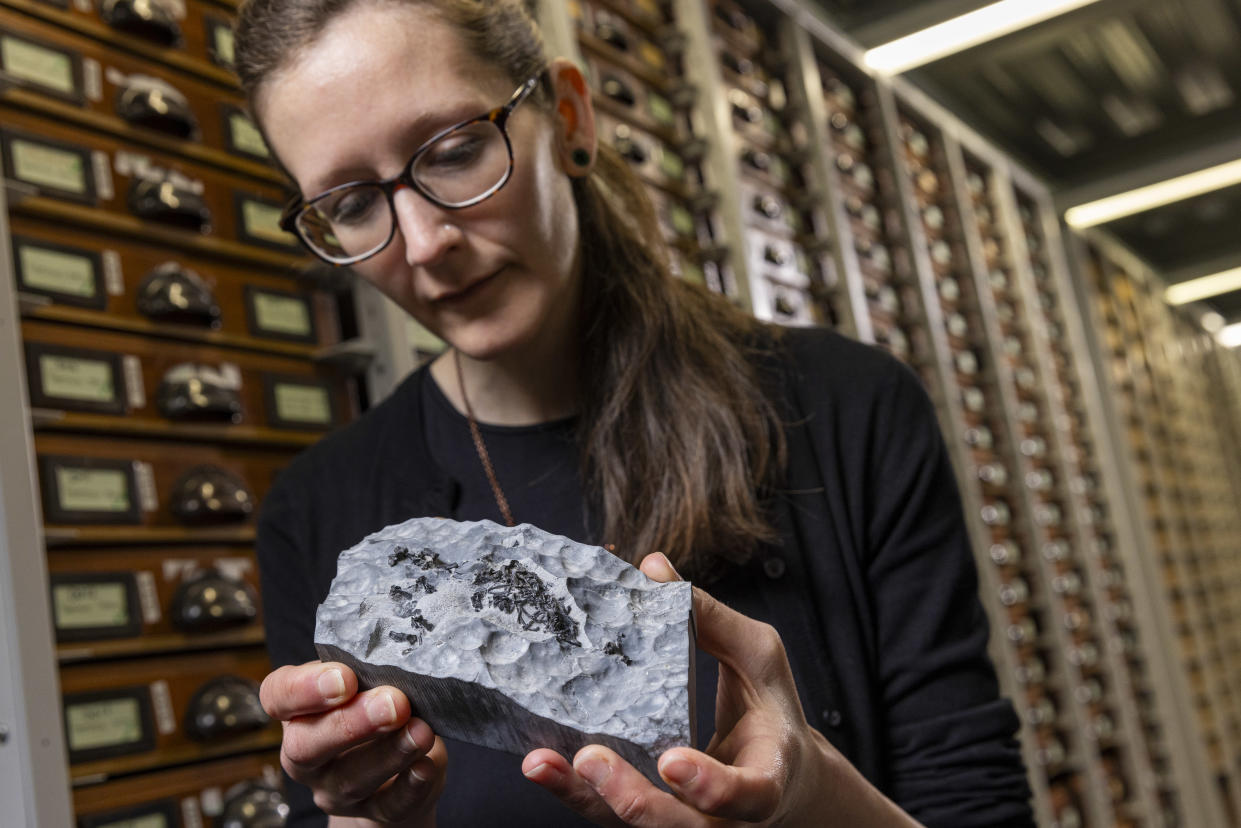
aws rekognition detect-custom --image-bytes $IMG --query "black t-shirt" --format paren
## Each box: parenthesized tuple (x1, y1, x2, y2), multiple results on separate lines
(422, 372, 591, 545)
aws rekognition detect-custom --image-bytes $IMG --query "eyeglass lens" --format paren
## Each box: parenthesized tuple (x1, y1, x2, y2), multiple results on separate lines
(295, 119, 512, 262)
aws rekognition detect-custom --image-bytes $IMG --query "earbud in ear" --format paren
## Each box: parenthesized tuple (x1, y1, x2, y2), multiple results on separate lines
(572, 148, 591, 168)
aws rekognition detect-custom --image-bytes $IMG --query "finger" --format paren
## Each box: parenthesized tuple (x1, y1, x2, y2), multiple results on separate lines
(348, 735, 449, 823)
(366, 762, 443, 825)
(692, 586, 794, 690)
(638, 553, 681, 583)
(281, 686, 413, 777)
(573, 746, 711, 828)
(704, 678, 794, 765)
(316, 717, 435, 808)
(421, 732, 449, 788)
(657, 747, 782, 823)
(261, 662, 358, 720)
(523, 748, 624, 827)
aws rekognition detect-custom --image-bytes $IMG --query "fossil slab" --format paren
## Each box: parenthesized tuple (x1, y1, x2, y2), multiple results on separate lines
(315, 517, 695, 780)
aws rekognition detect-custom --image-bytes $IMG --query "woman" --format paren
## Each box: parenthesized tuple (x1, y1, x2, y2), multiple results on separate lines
(235, 0, 1034, 825)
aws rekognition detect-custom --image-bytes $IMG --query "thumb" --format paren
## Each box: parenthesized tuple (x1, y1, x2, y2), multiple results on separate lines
(692, 585, 796, 698)
(637, 554, 787, 688)
(689, 584, 754, 662)
(639, 552, 681, 583)
(636, 553, 756, 667)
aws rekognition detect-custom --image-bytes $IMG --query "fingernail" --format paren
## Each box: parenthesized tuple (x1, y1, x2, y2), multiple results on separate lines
(660, 755, 698, 787)
(402, 719, 426, 753)
(366, 692, 397, 726)
(318, 668, 346, 703)
(524, 762, 562, 784)
(410, 761, 432, 783)
(576, 756, 611, 788)
(658, 552, 681, 580)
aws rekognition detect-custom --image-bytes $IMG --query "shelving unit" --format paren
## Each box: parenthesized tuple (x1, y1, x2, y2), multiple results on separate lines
(0, 0, 380, 820)
(1066, 233, 1241, 825)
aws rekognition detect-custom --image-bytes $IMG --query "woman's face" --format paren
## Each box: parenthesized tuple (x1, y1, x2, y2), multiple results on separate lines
(258, 3, 584, 361)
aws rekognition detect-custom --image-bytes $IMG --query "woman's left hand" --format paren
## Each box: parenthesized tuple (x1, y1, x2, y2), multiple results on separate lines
(522, 553, 923, 827)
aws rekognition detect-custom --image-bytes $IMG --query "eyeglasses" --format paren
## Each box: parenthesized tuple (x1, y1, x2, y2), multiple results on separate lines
(280, 75, 541, 265)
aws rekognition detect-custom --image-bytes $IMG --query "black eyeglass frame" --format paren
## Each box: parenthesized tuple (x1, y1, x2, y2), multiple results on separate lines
(280, 74, 542, 266)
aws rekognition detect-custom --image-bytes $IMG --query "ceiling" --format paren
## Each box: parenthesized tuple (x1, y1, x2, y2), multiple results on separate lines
(808, 0, 1241, 321)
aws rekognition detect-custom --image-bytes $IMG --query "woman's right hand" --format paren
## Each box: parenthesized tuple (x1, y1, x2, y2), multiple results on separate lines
(259, 661, 447, 827)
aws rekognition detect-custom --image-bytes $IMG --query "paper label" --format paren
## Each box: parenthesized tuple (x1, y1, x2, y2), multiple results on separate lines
(199, 787, 223, 817)
(83, 58, 102, 101)
(1, 36, 75, 95)
(180, 797, 202, 828)
(65, 696, 143, 751)
(161, 558, 198, 582)
(770, 157, 791, 187)
(122, 355, 145, 409)
(149, 680, 175, 735)
(638, 42, 665, 72)
(669, 204, 694, 237)
(17, 244, 97, 298)
(227, 112, 268, 158)
(212, 26, 235, 67)
(92, 150, 113, 200)
(133, 461, 158, 513)
(783, 209, 802, 234)
(97, 813, 169, 828)
(39, 354, 116, 403)
(274, 382, 332, 425)
(56, 467, 130, 513)
(658, 148, 685, 181)
(53, 581, 129, 629)
(647, 92, 674, 127)
(214, 557, 252, 582)
(135, 570, 160, 624)
(218, 363, 242, 389)
(241, 199, 297, 246)
(103, 250, 123, 295)
(252, 292, 311, 336)
(11, 140, 87, 194)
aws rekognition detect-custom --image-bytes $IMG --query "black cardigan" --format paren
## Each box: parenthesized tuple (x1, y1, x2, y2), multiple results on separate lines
(256, 326, 1034, 826)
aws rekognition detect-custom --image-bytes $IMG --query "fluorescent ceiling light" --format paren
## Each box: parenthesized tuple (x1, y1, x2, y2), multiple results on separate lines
(1217, 322, 1241, 348)
(1164, 266, 1241, 306)
(864, 0, 1103, 75)
(1065, 158, 1241, 228)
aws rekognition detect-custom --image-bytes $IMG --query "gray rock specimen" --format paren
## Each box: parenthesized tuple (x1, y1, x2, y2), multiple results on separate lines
(314, 517, 695, 781)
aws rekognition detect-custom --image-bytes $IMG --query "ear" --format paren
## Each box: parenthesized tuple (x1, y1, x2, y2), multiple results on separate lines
(548, 57, 597, 177)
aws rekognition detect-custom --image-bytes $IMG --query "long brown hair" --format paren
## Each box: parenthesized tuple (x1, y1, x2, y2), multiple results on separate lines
(235, 0, 787, 578)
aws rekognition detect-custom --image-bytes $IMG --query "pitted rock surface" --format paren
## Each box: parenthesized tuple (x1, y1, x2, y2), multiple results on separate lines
(315, 517, 695, 779)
